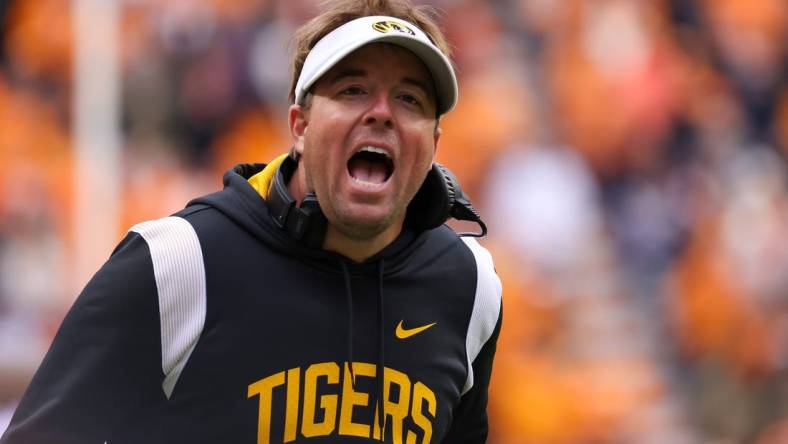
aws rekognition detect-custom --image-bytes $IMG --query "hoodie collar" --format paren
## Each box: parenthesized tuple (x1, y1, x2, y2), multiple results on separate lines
(247, 153, 288, 200)
(188, 160, 427, 275)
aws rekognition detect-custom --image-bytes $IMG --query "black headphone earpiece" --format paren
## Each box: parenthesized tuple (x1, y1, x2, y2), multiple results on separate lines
(405, 162, 487, 236)
(267, 155, 328, 248)
(267, 156, 486, 248)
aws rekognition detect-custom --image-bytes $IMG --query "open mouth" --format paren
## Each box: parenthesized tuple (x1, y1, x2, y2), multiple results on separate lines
(347, 147, 394, 185)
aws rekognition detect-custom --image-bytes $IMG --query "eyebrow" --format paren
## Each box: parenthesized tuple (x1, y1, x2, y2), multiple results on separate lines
(402, 77, 435, 99)
(325, 68, 367, 85)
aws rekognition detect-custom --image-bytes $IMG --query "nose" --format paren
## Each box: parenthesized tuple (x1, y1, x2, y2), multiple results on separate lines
(363, 93, 394, 129)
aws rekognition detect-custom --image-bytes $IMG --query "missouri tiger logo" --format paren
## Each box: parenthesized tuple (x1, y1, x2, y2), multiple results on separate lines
(372, 20, 416, 36)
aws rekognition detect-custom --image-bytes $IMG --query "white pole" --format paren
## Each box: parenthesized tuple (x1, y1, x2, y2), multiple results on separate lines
(72, 0, 121, 296)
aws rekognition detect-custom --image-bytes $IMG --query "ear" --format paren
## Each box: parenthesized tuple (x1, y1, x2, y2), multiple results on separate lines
(433, 124, 442, 156)
(288, 104, 309, 157)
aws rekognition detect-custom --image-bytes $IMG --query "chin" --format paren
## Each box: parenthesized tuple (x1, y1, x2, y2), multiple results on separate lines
(333, 210, 399, 241)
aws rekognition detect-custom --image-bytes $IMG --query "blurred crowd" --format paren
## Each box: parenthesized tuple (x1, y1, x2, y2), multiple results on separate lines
(1, 0, 787, 442)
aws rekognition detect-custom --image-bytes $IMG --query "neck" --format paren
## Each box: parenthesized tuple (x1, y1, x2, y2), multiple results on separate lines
(286, 160, 308, 207)
(323, 220, 403, 263)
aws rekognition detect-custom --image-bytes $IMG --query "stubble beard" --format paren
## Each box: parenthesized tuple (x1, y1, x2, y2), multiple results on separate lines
(330, 203, 404, 241)
(328, 164, 432, 241)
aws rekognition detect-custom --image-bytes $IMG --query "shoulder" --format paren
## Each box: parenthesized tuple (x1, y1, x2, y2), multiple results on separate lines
(128, 215, 208, 398)
(457, 237, 502, 393)
(128, 215, 206, 280)
(126, 214, 207, 308)
(129, 204, 238, 255)
(457, 236, 502, 334)
(459, 237, 502, 310)
(422, 227, 501, 299)
(126, 215, 207, 323)
(130, 215, 202, 247)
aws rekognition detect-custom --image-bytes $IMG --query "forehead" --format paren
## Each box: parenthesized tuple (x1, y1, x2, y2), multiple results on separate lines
(321, 42, 434, 90)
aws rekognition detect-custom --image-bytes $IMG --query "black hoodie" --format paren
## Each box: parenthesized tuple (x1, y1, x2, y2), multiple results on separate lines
(1, 162, 502, 444)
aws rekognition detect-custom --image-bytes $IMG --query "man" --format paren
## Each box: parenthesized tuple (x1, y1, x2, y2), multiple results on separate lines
(1, 0, 502, 442)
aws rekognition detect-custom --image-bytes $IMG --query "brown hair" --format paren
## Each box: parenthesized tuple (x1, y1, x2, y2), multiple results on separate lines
(288, 0, 452, 105)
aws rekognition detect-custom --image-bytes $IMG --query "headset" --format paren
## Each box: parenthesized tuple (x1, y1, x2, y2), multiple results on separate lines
(267, 154, 487, 249)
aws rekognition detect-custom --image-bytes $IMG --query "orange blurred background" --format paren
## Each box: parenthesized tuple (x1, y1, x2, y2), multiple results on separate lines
(1, 0, 787, 442)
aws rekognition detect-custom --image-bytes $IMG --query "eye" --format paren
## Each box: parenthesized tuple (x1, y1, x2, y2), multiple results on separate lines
(340, 86, 366, 96)
(397, 93, 423, 108)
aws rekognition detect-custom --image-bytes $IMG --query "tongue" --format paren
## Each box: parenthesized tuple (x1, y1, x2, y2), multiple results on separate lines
(348, 157, 388, 184)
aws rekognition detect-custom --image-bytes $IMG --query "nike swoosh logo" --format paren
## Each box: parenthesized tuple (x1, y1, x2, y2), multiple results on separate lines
(396, 320, 437, 339)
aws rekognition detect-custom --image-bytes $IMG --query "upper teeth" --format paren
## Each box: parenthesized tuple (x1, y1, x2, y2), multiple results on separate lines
(360, 146, 390, 159)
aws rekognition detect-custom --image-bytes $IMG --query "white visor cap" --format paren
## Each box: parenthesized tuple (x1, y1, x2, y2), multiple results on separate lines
(294, 15, 458, 115)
